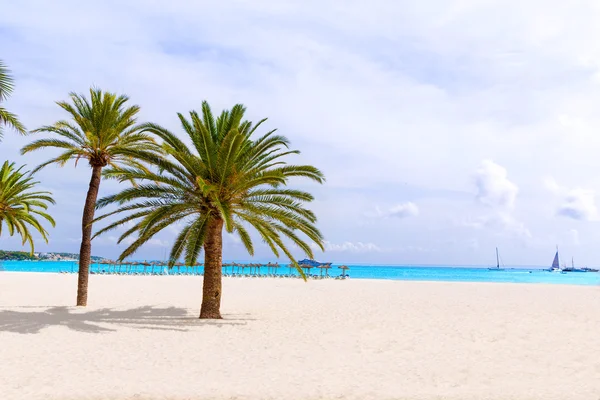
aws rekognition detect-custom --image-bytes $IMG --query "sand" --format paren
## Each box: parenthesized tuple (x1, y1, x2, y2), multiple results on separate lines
(0, 272, 599, 400)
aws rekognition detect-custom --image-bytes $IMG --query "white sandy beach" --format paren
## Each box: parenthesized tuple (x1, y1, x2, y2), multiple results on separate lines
(0, 272, 599, 400)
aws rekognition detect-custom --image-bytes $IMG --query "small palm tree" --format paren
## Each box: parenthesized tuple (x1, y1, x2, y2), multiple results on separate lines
(21, 88, 162, 306)
(0, 60, 26, 140)
(0, 161, 55, 253)
(95, 102, 325, 318)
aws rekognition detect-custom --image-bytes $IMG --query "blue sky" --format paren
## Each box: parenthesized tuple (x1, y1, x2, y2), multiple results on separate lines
(2, 0, 600, 267)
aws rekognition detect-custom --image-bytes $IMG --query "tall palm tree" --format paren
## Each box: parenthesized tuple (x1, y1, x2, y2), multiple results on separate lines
(21, 88, 162, 306)
(0, 60, 26, 140)
(0, 161, 55, 253)
(94, 102, 325, 319)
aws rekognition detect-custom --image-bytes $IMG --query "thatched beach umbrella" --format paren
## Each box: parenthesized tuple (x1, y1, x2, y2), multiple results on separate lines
(98, 260, 111, 273)
(175, 262, 186, 274)
(131, 262, 142, 274)
(141, 262, 151, 274)
(272, 262, 280, 276)
(110, 261, 118, 274)
(185, 263, 193, 275)
(318, 263, 332, 277)
(304, 265, 313, 275)
(338, 265, 349, 277)
(316, 263, 326, 277)
(222, 263, 230, 275)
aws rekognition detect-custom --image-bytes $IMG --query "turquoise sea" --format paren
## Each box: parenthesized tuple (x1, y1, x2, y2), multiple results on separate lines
(1, 260, 600, 286)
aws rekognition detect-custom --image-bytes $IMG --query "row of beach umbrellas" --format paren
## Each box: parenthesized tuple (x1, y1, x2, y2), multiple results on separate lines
(62, 260, 350, 278)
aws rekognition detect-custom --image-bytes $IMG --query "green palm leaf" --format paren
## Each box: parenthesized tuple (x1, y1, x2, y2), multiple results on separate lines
(0, 60, 26, 139)
(0, 161, 55, 254)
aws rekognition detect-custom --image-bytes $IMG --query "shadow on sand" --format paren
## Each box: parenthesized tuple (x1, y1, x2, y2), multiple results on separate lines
(0, 305, 252, 334)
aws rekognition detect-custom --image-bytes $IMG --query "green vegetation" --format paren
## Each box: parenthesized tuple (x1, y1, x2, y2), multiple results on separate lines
(22, 88, 162, 306)
(0, 250, 105, 261)
(94, 101, 325, 318)
(0, 60, 26, 140)
(0, 250, 37, 260)
(0, 161, 56, 253)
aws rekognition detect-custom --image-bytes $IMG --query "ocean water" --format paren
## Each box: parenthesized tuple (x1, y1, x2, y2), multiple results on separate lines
(1, 260, 600, 286)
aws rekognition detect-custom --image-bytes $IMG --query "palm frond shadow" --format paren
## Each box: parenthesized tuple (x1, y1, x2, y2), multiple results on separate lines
(0, 306, 252, 334)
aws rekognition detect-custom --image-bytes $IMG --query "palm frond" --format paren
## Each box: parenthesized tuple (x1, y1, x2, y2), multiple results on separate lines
(23, 87, 161, 172)
(0, 107, 26, 137)
(0, 161, 55, 253)
(0, 60, 15, 101)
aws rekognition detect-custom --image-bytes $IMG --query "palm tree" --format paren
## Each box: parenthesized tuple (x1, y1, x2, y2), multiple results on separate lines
(0, 60, 26, 140)
(0, 161, 55, 253)
(94, 102, 325, 318)
(21, 88, 162, 306)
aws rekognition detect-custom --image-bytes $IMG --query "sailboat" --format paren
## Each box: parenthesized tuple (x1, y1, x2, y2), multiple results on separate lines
(488, 247, 504, 271)
(568, 257, 592, 273)
(549, 247, 566, 273)
(562, 257, 575, 272)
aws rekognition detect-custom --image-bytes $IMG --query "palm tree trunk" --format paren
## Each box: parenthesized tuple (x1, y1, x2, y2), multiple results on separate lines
(200, 217, 224, 319)
(76, 165, 102, 306)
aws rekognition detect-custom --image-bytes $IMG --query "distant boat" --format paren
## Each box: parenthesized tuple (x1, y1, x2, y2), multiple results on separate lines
(549, 248, 564, 273)
(568, 257, 593, 273)
(562, 256, 575, 272)
(488, 247, 504, 271)
(298, 259, 326, 267)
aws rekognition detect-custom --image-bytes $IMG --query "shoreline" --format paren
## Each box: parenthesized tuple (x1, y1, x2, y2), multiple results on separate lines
(0, 269, 592, 284)
(1, 269, 599, 287)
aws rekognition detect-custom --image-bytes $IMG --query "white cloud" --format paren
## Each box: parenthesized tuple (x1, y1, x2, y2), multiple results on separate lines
(460, 213, 531, 238)
(318, 241, 382, 253)
(568, 228, 580, 245)
(467, 160, 530, 238)
(365, 202, 419, 219)
(466, 238, 479, 250)
(474, 160, 518, 210)
(483, 214, 532, 238)
(397, 245, 434, 253)
(225, 233, 242, 245)
(388, 202, 420, 218)
(147, 238, 169, 247)
(94, 236, 169, 247)
(543, 177, 599, 220)
(557, 189, 598, 220)
(542, 176, 562, 193)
